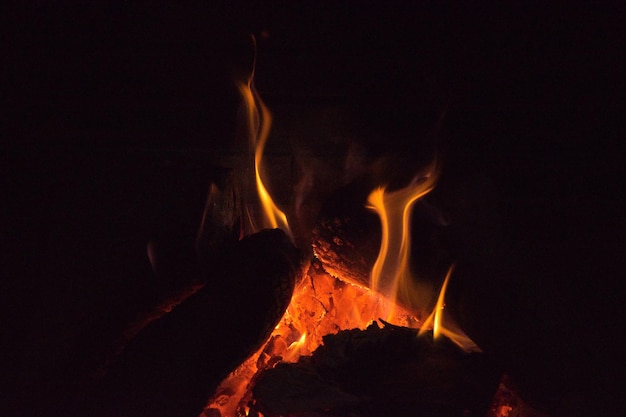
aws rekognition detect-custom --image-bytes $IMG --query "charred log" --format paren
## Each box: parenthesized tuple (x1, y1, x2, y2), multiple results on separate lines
(198, 168, 243, 280)
(81, 168, 243, 383)
(311, 178, 383, 288)
(251, 321, 500, 417)
(81, 229, 301, 417)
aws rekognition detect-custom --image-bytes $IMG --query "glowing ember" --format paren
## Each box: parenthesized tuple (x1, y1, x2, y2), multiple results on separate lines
(204, 259, 419, 416)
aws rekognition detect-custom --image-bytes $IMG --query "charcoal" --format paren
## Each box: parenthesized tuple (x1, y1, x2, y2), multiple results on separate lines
(252, 321, 500, 417)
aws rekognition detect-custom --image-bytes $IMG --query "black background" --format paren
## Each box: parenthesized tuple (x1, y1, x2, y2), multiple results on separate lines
(2, 2, 625, 416)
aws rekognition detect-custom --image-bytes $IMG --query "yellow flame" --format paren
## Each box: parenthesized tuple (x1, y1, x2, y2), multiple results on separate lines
(366, 162, 480, 352)
(283, 332, 307, 363)
(366, 164, 438, 314)
(419, 265, 482, 352)
(418, 264, 453, 339)
(235, 37, 290, 236)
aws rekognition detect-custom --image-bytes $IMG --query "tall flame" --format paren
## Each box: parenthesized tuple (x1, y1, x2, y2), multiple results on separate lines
(366, 163, 438, 316)
(236, 37, 290, 236)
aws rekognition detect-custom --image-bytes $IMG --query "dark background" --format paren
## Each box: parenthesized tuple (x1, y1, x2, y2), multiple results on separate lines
(2, 2, 625, 416)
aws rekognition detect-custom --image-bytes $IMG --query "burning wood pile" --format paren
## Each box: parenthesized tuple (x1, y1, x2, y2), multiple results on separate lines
(197, 52, 547, 417)
(251, 322, 497, 417)
(80, 45, 548, 417)
(200, 174, 543, 417)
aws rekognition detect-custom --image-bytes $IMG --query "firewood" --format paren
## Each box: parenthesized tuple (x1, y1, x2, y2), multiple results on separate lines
(311, 178, 382, 289)
(81, 229, 302, 417)
(84, 168, 243, 382)
(196, 168, 242, 273)
(251, 321, 500, 417)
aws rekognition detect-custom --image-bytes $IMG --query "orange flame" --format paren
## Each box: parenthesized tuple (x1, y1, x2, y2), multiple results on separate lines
(366, 163, 438, 318)
(282, 332, 307, 363)
(236, 37, 290, 237)
(367, 163, 480, 352)
(418, 265, 481, 352)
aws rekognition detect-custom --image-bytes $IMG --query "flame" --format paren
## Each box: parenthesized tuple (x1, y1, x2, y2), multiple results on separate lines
(418, 265, 482, 352)
(432, 266, 450, 338)
(366, 163, 480, 352)
(282, 332, 307, 363)
(366, 163, 438, 318)
(236, 36, 290, 236)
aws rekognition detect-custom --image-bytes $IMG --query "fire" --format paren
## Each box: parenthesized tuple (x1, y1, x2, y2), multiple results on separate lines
(205, 260, 419, 416)
(418, 264, 481, 352)
(367, 170, 481, 352)
(205, 47, 480, 416)
(205, 159, 480, 415)
(235, 36, 290, 237)
(366, 165, 438, 319)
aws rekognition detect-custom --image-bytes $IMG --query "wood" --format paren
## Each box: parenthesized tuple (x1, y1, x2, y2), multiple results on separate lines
(79, 229, 301, 417)
(251, 321, 501, 417)
(311, 178, 382, 289)
(84, 168, 243, 381)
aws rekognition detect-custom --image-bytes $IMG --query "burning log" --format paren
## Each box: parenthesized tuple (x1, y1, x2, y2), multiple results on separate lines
(311, 178, 381, 289)
(251, 321, 501, 417)
(82, 228, 302, 417)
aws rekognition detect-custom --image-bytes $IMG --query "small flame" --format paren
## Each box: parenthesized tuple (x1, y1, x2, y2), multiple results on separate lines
(418, 265, 453, 339)
(283, 332, 307, 363)
(236, 36, 290, 237)
(419, 265, 482, 352)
